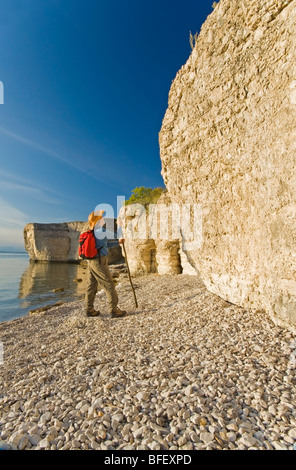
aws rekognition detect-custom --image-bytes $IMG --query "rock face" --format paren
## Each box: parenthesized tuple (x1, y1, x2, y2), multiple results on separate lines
(118, 194, 186, 276)
(24, 220, 123, 263)
(118, 191, 198, 276)
(159, 0, 296, 329)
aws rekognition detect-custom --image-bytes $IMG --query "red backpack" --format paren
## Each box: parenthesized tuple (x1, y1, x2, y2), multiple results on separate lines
(78, 230, 98, 259)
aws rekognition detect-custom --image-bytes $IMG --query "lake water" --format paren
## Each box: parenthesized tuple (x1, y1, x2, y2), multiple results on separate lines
(0, 252, 88, 323)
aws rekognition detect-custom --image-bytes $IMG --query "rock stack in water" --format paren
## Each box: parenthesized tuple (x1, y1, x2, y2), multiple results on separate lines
(159, 0, 296, 330)
(23, 220, 123, 263)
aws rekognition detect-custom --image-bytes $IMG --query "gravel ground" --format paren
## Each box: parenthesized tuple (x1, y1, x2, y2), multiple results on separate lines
(0, 271, 295, 450)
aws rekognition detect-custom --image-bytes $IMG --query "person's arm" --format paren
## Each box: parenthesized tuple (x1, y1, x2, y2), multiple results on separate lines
(116, 225, 125, 244)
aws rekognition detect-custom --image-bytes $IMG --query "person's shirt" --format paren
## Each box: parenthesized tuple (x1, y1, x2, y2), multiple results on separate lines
(94, 225, 123, 257)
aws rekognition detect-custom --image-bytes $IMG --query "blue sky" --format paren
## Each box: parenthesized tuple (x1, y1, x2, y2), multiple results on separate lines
(0, 0, 214, 250)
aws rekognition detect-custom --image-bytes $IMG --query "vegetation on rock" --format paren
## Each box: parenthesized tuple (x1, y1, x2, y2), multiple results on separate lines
(124, 186, 166, 209)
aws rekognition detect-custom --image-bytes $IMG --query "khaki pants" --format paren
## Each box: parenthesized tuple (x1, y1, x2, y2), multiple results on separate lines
(85, 256, 118, 312)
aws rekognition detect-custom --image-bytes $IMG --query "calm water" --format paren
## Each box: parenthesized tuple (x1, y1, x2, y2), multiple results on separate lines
(0, 252, 88, 323)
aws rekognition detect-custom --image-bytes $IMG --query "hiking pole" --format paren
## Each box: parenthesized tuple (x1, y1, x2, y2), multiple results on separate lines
(121, 241, 138, 308)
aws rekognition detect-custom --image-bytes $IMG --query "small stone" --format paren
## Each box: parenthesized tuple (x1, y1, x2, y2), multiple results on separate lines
(240, 434, 258, 448)
(226, 431, 237, 442)
(219, 431, 228, 442)
(283, 435, 294, 445)
(288, 429, 296, 439)
(122, 423, 132, 436)
(18, 435, 29, 450)
(199, 417, 207, 427)
(38, 437, 51, 449)
(227, 422, 239, 432)
(0, 441, 13, 450)
(184, 385, 193, 396)
(181, 441, 194, 450)
(40, 412, 51, 424)
(200, 432, 214, 444)
(72, 440, 81, 448)
(190, 414, 200, 425)
(8, 433, 24, 447)
(133, 427, 144, 439)
(177, 435, 187, 446)
(112, 413, 124, 423)
(148, 441, 161, 450)
(135, 392, 149, 401)
(90, 441, 101, 450)
(272, 441, 288, 450)
(97, 429, 107, 440)
(46, 433, 56, 443)
(80, 404, 89, 414)
(28, 434, 42, 446)
(105, 383, 114, 390)
(11, 402, 21, 413)
(189, 431, 199, 443)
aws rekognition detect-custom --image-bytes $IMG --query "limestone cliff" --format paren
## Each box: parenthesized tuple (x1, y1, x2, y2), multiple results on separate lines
(159, 0, 296, 330)
(24, 220, 123, 263)
(118, 193, 195, 276)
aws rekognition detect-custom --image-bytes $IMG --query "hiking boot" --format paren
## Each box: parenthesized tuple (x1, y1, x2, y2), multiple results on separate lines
(86, 308, 101, 317)
(111, 307, 127, 318)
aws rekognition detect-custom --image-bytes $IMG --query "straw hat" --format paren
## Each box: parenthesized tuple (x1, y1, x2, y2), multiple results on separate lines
(88, 210, 105, 229)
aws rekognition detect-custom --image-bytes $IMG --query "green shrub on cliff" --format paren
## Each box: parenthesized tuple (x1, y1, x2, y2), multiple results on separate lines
(125, 186, 166, 209)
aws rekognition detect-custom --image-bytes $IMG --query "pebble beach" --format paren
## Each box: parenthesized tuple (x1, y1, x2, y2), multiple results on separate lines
(0, 271, 295, 451)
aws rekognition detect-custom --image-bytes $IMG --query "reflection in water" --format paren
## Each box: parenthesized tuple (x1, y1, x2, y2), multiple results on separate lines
(19, 261, 89, 309)
(0, 248, 122, 322)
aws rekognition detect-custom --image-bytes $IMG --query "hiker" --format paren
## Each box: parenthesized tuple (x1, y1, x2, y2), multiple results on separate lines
(85, 210, 127, 318)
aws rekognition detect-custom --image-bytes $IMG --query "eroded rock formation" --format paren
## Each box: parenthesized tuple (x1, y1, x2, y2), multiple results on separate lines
(118, 193, 195, 276)
(159, 0, 296, 329)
